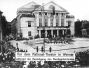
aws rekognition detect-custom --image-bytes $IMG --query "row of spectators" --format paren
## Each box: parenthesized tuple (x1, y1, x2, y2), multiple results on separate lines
(23, 61, 80, 68)
(44, 37, 74, 44)
(5, 34, 73, 41)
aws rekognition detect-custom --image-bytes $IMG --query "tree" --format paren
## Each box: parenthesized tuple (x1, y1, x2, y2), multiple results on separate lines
(11, 18, 17, 37)
(1, 15, 11, 37)
(75, 20, 82, 36)
(76, 50, 89, 66)
(81, 20, 89, 36)
(81, 20, 89, 29)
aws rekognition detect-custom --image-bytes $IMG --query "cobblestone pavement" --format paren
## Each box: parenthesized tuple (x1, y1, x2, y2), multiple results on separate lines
(10, 38, 89, 53)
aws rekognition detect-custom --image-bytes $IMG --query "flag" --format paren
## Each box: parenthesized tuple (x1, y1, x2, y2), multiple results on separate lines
(49, 5, 55, 15)
(41, 5, 44, 14)
(53, 6, 55, 15)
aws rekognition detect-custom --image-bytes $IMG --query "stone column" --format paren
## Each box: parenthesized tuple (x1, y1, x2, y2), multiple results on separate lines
(51, 30, 53, 37)
(45, 30, 47, 37)
(42, 13, 44, 26)
(64, 14, 66, 26)
(39, 30, 41, 37)
(62, 30, 64, 35)
(59, 13, 61, 26)
(48, 13, 50, 26)
(53, 15, 56, 26)
(36, 13, 39, 27)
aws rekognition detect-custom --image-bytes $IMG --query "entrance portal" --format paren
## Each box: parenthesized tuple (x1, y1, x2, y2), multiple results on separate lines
(66, 29, 71, 35)
(47, 30, 51, 38)
(41, 30, 45, 38)
(59, 30, 62, 37)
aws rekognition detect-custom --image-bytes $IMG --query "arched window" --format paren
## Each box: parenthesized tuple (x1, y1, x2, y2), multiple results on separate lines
(49, 5, 55, 9)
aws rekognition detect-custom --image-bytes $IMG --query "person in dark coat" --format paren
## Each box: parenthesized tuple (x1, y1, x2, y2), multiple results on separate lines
(42, 61, 49, 68)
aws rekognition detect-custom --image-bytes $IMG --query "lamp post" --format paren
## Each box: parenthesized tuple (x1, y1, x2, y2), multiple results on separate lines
(0, 11, 3, 54)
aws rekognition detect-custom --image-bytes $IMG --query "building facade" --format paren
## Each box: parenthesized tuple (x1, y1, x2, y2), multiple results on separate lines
(17, 1, 75, 38)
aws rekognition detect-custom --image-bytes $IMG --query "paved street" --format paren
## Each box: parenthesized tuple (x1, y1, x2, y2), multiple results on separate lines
(10, 38, 89, 53)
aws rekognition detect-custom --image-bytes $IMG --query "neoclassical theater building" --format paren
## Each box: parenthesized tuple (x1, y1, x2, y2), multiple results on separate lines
(16, 1, 75, 38)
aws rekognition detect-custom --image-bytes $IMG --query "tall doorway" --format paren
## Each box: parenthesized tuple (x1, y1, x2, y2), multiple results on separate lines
(41, 30, 45, 38)
(53, 30, 57, 37)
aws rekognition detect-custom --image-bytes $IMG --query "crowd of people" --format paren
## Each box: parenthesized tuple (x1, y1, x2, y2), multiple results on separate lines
(0, 41, 15, 62)
(0, 40, 28, 68)
(45, 36, 74, 44)
(25, 61, 64, 68)
(22, 60, 80, 68)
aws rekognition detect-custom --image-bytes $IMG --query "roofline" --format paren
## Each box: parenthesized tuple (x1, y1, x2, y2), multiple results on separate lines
(44, 1, 68, 12)
(17, 1, 38, 12)
(35, 1, 69, 13)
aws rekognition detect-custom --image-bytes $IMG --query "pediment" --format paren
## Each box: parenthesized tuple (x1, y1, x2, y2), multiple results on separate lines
(20, 2, 38, 9)
(35, 1, 67, 12)
(17, 1, 40, 12)
(17, 1, 68, 13)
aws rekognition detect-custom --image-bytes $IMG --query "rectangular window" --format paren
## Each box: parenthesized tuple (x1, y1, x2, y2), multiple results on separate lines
(61, 19, 64, 26)
(28, 31, 31, 36)
(50, 18, 53, 27)
(28, 21, 31, 27)
(39, 18, 42, 27)
(45, 18, 48, 27)
(56, 18, 59, 26)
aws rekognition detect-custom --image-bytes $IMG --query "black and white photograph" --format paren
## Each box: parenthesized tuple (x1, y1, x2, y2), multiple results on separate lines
(0, 0, 89, 68)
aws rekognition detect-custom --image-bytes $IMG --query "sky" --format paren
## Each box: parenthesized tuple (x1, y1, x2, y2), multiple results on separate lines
(0, 0, 89, 22)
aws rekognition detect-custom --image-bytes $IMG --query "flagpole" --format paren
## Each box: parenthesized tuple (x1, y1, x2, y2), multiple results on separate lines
(42, 3, 45, 52)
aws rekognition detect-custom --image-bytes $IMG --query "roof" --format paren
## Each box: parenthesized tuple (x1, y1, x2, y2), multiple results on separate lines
(17, 1, 41, 13)
(34, 1, 69, 13)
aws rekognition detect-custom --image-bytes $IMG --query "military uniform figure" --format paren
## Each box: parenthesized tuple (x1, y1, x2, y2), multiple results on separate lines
(36, 46, 39, 52)
(41, 46, 44, 52)
(49, 47, 52, 52)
